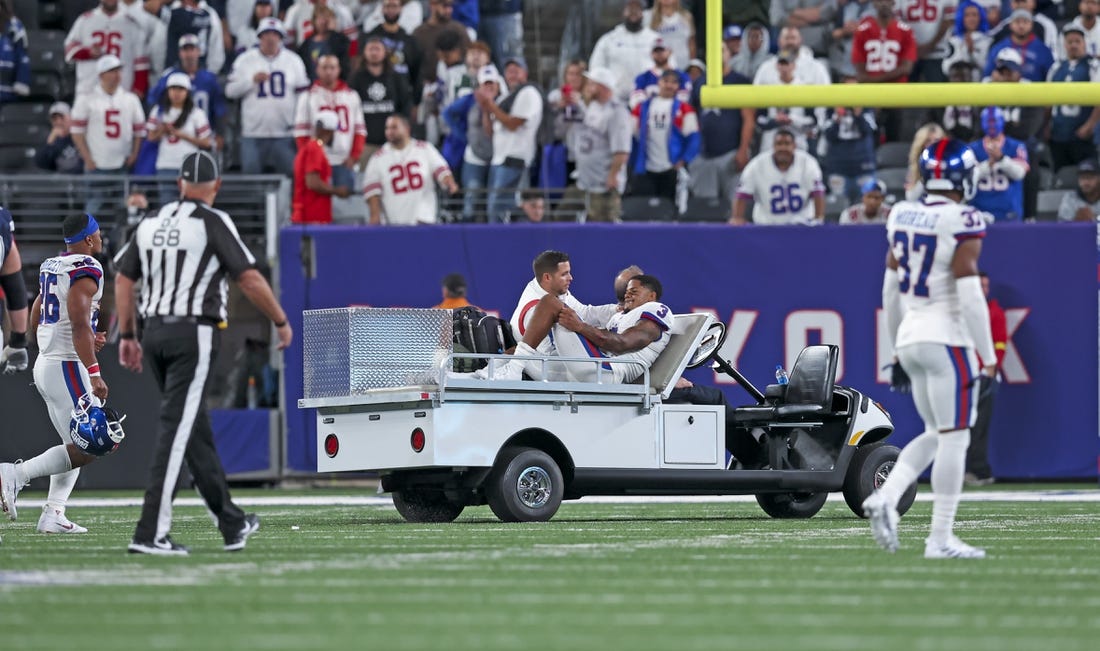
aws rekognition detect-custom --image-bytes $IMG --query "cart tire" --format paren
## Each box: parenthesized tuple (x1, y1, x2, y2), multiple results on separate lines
(391, 489, 465, 523)
(843, 444, 918, 518)
(755, 491, 828, 518)
(486, 447, 564, 522)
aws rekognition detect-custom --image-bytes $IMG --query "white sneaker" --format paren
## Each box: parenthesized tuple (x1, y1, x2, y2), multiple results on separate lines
(37, 506, 88, 534)
(482, 359, 523, 381)
(0, 461, 23, 521)
(924, 535, 986, 559)
(862, 491, 899, 553)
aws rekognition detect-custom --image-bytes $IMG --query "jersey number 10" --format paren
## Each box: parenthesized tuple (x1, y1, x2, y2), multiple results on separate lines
(893, 231, 937, 297)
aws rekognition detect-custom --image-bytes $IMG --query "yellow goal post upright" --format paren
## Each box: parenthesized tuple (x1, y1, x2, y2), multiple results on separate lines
(700, 0, 1100, 109)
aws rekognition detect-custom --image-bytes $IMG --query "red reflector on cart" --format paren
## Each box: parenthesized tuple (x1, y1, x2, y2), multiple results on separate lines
(324, 434, 339, 458)
(410, 428, 425, 453)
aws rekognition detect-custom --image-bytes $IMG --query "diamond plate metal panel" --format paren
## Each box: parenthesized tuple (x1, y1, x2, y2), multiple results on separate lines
(303, 308, 452, 399)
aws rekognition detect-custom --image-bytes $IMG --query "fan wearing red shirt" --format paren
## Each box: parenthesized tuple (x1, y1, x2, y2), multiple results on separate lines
(852, 0, 919, 83)
(292, 110, 352, 224)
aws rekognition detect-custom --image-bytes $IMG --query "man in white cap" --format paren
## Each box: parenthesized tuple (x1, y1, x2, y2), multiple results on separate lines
(70, 55, 148, 214)
(226, 17, 310, 176)
(65, 0, 151, 97)
(573, 67, 632, 222)
(293, 110, 351, 224)
(589, 0, 659, 102)
(35, 102, 85, 174)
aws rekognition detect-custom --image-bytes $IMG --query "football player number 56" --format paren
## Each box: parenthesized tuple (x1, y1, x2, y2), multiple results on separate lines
(389, 161, 423, 194)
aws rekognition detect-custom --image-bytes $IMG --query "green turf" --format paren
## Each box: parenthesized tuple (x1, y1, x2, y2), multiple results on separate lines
(1, 496, 1098, 651)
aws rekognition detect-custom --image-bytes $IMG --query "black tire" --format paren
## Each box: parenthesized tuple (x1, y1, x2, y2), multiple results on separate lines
(391, 488, 464, 523)
(485, 447, 564, 522)
(755, 491, 829, 518)
(843, 444, 918, 518)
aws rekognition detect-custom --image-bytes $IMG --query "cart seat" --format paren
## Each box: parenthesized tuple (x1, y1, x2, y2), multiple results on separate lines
(732, 345, 839, 423)
(647, 313, 712, 398)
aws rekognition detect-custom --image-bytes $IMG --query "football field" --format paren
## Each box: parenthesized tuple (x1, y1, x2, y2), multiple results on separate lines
(1, 488, 1097, 650)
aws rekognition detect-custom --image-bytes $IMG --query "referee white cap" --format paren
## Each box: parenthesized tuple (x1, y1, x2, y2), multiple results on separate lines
(179, 151, 220, 183)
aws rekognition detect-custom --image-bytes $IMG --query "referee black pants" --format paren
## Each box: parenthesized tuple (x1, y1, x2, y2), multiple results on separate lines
(132, 321, 246, 545)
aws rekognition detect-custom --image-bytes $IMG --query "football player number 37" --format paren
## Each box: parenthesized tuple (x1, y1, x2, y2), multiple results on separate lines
(389, 161, 423, 194)
(893, 231, 937, 297)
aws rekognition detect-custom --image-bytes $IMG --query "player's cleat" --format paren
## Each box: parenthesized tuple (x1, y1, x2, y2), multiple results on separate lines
(224, 513, 261, 552)
(0, 461, 24, 521)
(128, 536, 190, 556)
(37, 506, 88, 534)
(862, 491, 899, 553)
(924, 535, 986, 559)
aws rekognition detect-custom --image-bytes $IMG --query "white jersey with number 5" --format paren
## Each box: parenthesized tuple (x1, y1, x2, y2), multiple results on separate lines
(363, 140, 452, 225)
(886, 194, 985, 349)
(735, 149, 825, 225)
(36, 254, 104, 362)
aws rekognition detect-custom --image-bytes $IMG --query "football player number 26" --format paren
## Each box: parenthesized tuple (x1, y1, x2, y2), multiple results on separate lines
(768, 183, 804, 214)
(893, 231, 937, 297)
(389, 161, 423, 194)
(39, 273, 61, 325)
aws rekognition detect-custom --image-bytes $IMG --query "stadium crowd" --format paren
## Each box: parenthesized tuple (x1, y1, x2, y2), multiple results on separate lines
(0, 0, 1097, 225)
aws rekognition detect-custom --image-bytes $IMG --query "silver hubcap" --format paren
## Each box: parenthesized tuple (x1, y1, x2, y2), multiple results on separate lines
(874, 461, 895, 490)
(516, 466, 552, 509)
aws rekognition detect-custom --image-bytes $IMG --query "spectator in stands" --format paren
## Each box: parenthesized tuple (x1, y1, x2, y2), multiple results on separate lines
(932, 61, 980, 141)
(35, 102, 85, 174)
(292, 110, 350, 224)
(66, 0, 152, 98)
(852, 0, 918, 84)
(771, 0, 834, 55)
(444, 64, 499, 221)
(361, 0, 425, 36)
(573, 67, 631, 222)
(755, 50, 815, 152)
(755, 26, 831, 86)
(630, 38, 690, 110)
(839, 178, 891, 223)
(589, 0, 660, 103)
(479, 0, 523, 67)
(904, 121, 945, 199)
(435, 272, 470, 309)
(689, 43, 753, 201)
(990, 0, 1056, 53)
(821, 94, 876, 206)
(422, 30, 469, 145)
(644, 0, 695, 67)
(232, 0, 274, 55)
(353, 37, 414, 161)
(514, 190, 546, 223)
(413, 0, 471, 88)
(284, 0, 358, 54)
(1067, 0, 1100, 58)
(1047, 24, 1100, 171)
(729, 21, 769, 80)
(364, 114, 458, 225)
(150, 34, 227, 149)
(984, 9, 1053, 83)
(731, 127, 826, 225)
(146, 72, 212, 199)
(903, 0, 954, 82)
(120, 1, 167, 81)
(722, 25, 741, 59)
(364, 0, 424, 93)
(163, 1, 226, 75)
(295, 54, 366, 192)
(546, 60, 586, 181)
(443, 37, 487, 109)
(941, 1, 991, 76)
(298, 2, 351, 81)
(631, 69, 699, 205)
(828, 0, 874, 79)
(990, 48, 1044, 219)
(0, 2, 29, 103)
(685, 59, 705, 85)
(965, 270, 1006, 487)
(970, 106, 1029, 222)
(977, 0, 1001, 27)
(1057, 158, 1100, 221)
(478, 57, 541, 224)
(226, 18, 310, 176)
(71, 55, 148, 215)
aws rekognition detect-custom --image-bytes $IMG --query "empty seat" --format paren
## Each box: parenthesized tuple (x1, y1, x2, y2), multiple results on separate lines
(0, 122, 47, 146)
(620, 195, 677, 222)
(1054, 165, 1079, 190)
(1037, 189, 1071, 221)
(0, 101, 51, 125)
(681, 196, 730, 222)
(875, 141, 911, 169)
(0, 146, 38, 172)
(27, 71, 61, 100)
(38, 1, 65, 30)
(26, 36, 67, 75)
(778, 345, 839, 417)
(13, 0, 40, 29)
(875, 167, 909, 195)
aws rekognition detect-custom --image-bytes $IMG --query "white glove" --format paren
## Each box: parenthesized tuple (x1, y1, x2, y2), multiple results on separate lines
(0, 346, 29, 374)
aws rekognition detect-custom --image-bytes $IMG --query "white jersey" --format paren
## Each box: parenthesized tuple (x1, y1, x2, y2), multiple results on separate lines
(603, 300, 673, 376)
(65, 6, 150, 96)
(886, 194, 987, 349)
(735, 149, 825, 225)
(293, 81, 367, 164)
(121, 0, 166, 78)
(283, 0, 359, 47)
(36, 253, 104, 362)
(225, 46, 311, 137)
(70, 84, 148, 170)
(588, 24, 661, 101)
(363, 140, 452, 225)
(642, 9, 692, 68)
(148, 104, 212, 170)
(898, 0, 955, 58)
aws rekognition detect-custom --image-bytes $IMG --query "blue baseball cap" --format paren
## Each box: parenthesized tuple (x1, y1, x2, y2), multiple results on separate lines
(724, 25, 743, 40)
(861, 179, 887, 195)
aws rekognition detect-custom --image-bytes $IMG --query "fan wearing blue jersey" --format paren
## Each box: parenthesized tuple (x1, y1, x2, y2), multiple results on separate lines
(862, 138, 998, 560)
(969, 106, 1028, 221)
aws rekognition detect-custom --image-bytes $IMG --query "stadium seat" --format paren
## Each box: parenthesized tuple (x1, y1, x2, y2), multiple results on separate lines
(823, 193, 846, 223)
(875, 142, 910, 169)
(1036, 189, 1071, 221)
(13, 0, 40, 29)
(27, 71, 61, 100)
(0, 101, 51, 125)
(1038, 166, 1053, 191)
(1054, 166, 1079, 190)
(38, 1, 65, 30)
(61, 0, 97, 31)
(0, 145, 37, 172)
(875, 167, 909, 195)
(681, 196, 730, 222)
(620, 195, 677, 222)
(0, 122, 47, 146)
(26, 32, 67, 75)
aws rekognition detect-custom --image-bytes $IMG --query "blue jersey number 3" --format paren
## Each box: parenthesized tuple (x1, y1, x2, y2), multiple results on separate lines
(893, 232, 937, 297)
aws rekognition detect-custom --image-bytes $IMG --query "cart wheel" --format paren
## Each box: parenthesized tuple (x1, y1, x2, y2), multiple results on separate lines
(755, 491, 828, 518)
(486, 447, 564, 523)
(843, 444, 918, 518)
(391, 488, 464, 523)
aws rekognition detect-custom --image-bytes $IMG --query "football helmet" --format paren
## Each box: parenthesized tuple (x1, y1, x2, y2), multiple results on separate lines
(919, 138, 980, 201)
(980, 106, 1005, 138)
(69, 394, 126, 456)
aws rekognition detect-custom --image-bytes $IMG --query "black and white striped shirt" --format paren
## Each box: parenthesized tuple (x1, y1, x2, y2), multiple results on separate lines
(114, 199, 256, 322)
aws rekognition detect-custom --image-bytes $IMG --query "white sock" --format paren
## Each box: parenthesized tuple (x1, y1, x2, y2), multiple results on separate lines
(17, 445, 73, 485)
(508, 341, 538, 375)
(45, 467, 80, 511)
(929, 429, 969, 544)
(879, 430, 939, 507)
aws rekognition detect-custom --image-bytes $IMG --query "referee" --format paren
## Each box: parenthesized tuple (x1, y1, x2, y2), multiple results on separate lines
(114, 151, 293, 556)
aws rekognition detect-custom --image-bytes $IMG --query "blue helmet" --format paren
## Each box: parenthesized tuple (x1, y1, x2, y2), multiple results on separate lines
(919, 138, 980, 201)
(980, 106, 1005, 137)
(69, 395, 126, 456)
